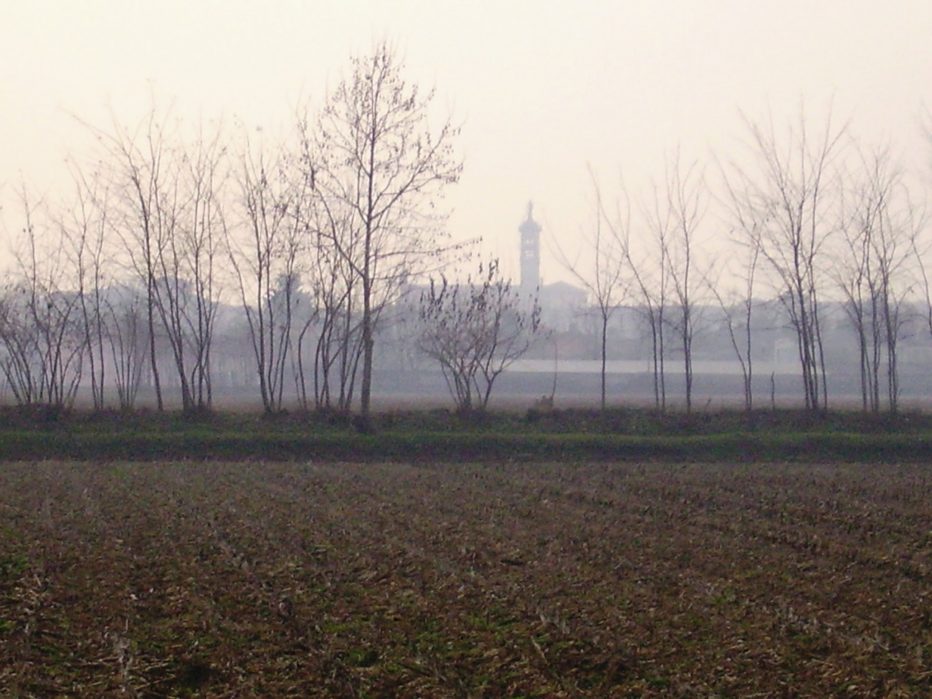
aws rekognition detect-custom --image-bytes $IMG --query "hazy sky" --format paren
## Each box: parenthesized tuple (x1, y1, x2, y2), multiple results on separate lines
(2, 0, 930, 284)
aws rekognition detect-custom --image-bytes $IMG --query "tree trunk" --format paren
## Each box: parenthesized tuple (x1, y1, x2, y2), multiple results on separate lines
(600, 312, 608, 411)
(146, 275, 163, 411)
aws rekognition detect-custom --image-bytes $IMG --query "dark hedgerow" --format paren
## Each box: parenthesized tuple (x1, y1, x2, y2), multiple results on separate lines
(1, 406, 932, 462)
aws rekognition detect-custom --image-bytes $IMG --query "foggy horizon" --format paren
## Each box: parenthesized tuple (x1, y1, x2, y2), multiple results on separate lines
(2, 1, 931, 286)
(1, 1, 931, 416)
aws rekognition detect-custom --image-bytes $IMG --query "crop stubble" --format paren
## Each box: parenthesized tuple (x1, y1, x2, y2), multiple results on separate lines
(0, 460, 928, 697)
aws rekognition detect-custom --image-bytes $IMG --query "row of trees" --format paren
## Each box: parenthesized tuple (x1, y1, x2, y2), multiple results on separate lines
(566, 112, 929, 415)
(0, 44, 468, 421)
(2, 47, 928, 416)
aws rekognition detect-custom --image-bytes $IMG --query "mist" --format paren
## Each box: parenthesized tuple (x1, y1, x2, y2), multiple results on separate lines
(1, 2, 931, 415)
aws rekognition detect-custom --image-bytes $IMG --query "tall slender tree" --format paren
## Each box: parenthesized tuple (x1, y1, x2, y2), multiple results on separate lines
(304, 42, 462, 422)
(660, 153, 706, 414)
(728, 109, 846, 412)
(229, 136, 308, 413)
(555, 168, 627, 410)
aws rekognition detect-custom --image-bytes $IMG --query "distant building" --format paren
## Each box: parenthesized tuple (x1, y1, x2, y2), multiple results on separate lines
(539, 281, 587, 330)
(519, 201, 541, 295)
(517, 202, 586, 331)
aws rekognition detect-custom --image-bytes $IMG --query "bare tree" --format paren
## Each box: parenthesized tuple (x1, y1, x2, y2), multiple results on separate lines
(0, 286, 42, 406)
(293, 129, 365, 413)
(0, 190, 84, 410)
(229, 137, 308, 413)
(301, 211, 361, 413)
(836, 152, 884, 411)
(555, 169, 627, 410)
(729, 109, 846, 412)
(104, 285, 148, 411)
(60, 166, 110, 410)
(417, 259, 541, 413)
(705, 234, 761, 413)
(659, 153, 707, 414)
(305, 42, 463, 422)
(99, 108, 226, 412)
(175, 125, 226, 410)
(147, 124, 226, 412)
(913, 120, 932, 370)
(96, 107, 171, 410)
(623, 187, 671, 412)
(717, 154, 774, 412)
(838, 148, 922, 414)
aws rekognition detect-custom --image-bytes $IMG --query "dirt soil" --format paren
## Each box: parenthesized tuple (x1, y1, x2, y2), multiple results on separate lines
(0, 460, 929, 697)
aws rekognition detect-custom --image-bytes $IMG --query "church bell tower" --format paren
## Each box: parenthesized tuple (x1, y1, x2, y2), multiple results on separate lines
(519, 201, 541, 294)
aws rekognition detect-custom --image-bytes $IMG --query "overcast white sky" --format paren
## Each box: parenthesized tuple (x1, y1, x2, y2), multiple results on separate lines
(1, 0, 930, 283)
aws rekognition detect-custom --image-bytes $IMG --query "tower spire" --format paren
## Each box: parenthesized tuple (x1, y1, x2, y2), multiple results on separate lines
(519, 201, 541, 293)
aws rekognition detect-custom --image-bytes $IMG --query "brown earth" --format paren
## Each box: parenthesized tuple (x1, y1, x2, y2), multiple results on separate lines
(0, 460, 929, 697)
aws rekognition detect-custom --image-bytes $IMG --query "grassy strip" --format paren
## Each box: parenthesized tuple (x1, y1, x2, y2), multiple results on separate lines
(1, 427, 931, 463)
(6, 405, 932, 435)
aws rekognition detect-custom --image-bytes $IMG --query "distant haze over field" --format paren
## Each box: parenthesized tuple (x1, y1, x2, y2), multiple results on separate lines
(2, 0, 930, 284)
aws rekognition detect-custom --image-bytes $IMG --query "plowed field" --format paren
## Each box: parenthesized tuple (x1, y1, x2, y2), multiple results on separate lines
(1, 461, 929, 697)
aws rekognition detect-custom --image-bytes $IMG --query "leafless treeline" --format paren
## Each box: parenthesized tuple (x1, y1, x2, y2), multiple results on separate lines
(565, 110, 929, 414)
(0, 43, 461, 420)
(2, 56, 929, 416)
